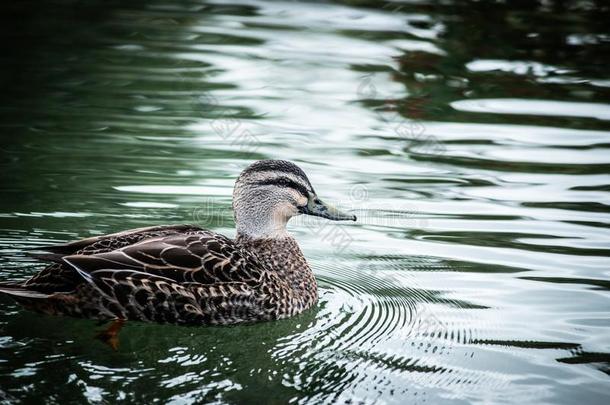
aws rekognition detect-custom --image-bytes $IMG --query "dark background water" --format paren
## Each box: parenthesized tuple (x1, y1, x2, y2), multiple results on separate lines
(1, 0, 609, 403)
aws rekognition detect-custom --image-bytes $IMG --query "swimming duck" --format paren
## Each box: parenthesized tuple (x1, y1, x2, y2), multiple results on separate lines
(0, 160, 356, 344)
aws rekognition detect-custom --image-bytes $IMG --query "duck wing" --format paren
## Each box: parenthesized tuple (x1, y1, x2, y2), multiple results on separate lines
(22, 224, 206, 294)
(30, 224, 205, 258)
(60, 233, 266, 324)
(62, 232, 264, 286)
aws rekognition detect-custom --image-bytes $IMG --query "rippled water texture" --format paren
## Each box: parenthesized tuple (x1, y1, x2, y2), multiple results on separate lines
(1, 0, 609, 403)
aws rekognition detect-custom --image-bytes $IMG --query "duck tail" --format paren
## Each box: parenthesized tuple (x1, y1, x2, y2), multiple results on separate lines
(0, 283, 51, 299)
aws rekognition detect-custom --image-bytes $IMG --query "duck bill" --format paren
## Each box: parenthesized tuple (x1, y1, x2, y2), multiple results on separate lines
(300, 196, 357, 221)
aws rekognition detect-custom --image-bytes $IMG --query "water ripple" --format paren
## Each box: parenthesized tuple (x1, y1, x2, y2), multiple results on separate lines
(1, 0, 609, 403)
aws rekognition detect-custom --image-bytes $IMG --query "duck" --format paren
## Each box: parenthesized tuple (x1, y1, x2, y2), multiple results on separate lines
(0, 160, 356, 347)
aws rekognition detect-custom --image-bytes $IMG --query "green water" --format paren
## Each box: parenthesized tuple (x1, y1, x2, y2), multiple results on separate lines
(1, 0, 609, 403)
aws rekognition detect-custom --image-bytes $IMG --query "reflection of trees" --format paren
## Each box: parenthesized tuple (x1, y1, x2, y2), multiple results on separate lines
(376, 0, 610, 128)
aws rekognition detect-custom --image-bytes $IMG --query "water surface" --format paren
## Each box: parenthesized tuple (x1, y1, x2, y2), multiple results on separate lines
(1, 0, 609, 403)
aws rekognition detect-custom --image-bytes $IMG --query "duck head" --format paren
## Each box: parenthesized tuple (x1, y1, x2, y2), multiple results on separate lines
(233, 160, 356, 238)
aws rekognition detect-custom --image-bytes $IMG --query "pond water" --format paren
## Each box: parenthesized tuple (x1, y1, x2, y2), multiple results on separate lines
(1, 0, 609, 403)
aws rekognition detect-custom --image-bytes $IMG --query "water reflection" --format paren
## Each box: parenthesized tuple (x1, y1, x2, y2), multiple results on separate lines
(1, 0, 609, 403)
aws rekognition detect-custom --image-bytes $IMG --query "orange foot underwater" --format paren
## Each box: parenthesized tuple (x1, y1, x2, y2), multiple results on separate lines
(95, 319, 125, 351)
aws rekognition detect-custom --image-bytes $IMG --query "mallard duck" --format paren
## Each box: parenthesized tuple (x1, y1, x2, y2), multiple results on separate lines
(0, 160, 356, 344)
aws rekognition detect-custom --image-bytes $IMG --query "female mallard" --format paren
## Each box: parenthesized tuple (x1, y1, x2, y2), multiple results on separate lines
(0, 160, 356, 344)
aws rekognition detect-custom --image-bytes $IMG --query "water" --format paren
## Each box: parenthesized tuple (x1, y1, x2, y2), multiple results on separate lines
(1, 0, 609, 403)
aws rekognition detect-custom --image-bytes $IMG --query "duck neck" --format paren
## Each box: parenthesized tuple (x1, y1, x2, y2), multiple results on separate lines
(234, 203, 294, 239)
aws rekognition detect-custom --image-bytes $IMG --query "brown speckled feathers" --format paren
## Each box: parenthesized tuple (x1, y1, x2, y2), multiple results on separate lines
(4, 224, 318, 325)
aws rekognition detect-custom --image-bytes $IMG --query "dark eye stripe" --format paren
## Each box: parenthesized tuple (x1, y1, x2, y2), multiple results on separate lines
(253, 177, 310, 198)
